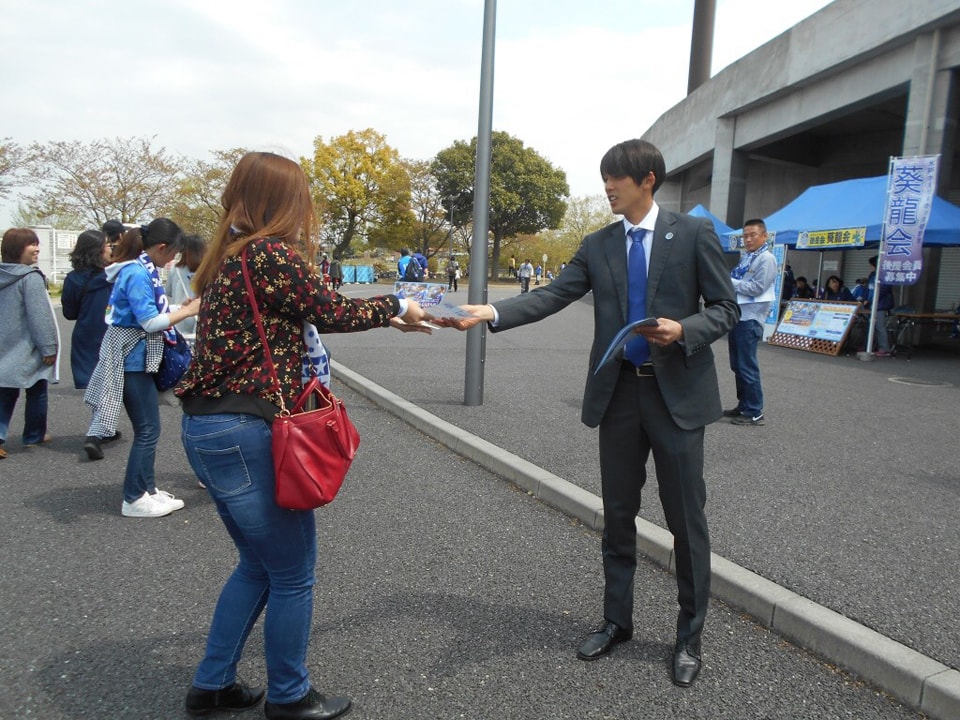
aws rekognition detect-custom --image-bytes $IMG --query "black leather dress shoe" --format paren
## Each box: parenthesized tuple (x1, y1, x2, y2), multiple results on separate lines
(672, 640, 702, 687)
(185, 682, 265, 716)
(264, 687, 352, 720)
(576, 621, 633, 660)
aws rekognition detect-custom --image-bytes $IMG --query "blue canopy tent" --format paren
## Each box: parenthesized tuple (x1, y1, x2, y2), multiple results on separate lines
(764, 176, 960, 247)
(687, 204, 738, 252)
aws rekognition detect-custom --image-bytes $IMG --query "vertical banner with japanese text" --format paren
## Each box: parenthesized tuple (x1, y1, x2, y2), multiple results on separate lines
(881, 155, 940, 285)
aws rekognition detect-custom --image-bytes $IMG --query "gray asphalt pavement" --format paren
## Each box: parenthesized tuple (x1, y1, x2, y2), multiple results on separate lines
(326, 280, 960, 716)
(0, 289, 955, 719)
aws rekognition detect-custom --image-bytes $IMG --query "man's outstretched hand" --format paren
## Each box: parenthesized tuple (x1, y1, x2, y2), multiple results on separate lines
(432, 304, 494, 331)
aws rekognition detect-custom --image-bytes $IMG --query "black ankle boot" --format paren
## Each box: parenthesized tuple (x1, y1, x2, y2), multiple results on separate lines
(83, 435, 103, 460)
(264, 687, 352, 720)
(185, 682, 265, 716)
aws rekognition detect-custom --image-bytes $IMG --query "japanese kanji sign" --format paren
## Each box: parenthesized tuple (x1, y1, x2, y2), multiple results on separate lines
(797, 227, 866, 249)
(880, 156, 940, 285)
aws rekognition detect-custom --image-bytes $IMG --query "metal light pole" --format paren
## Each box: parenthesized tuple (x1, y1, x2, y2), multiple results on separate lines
(464, 0, 496, 406)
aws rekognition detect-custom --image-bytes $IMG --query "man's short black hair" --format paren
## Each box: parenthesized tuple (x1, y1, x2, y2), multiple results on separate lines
(600, 140, 666, 194)
(102, 219, 125, 240)
(743, 218, 766, 231)
(868, 255, 879, 267)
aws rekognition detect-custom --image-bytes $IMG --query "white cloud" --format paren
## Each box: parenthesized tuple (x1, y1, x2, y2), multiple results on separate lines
(0, 0, 833, 226)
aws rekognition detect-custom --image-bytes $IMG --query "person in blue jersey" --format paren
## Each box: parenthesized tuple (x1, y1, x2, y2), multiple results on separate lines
(82, 218, 199, 518)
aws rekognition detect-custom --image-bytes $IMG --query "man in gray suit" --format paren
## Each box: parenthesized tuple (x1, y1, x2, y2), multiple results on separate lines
(448, 139, 738, 687)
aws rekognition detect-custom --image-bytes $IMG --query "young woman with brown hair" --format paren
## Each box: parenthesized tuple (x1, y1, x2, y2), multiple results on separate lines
(177, 151, 428, 719)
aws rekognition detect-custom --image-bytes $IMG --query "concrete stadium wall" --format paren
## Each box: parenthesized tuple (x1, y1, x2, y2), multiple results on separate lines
(642, 0, 960, 315)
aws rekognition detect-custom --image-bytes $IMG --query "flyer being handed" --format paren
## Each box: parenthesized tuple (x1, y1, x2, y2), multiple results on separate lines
(393, 282, 476, 320)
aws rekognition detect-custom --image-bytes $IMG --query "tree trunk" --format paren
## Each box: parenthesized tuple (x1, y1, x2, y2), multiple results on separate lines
(335, 214, 358, 260)
(490, 235, 502, 281)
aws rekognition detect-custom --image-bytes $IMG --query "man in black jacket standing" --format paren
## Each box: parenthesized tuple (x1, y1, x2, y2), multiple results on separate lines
(446, 139, 738, 687)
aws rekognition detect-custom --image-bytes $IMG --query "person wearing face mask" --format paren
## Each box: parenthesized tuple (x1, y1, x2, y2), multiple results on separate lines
(82, 218, 200, 517)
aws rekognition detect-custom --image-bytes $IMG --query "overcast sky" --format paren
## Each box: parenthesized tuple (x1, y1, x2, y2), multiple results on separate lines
(0, 0, 833, 226)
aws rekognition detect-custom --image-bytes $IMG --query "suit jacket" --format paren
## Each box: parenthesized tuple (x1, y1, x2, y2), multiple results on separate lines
(493, 211, 739, 430)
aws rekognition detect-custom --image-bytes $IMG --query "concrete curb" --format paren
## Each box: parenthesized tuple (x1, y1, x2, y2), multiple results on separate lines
(333, 361, 960, 720)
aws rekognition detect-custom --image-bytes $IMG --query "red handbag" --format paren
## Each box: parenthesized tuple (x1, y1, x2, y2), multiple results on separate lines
(242, 246, 360, 510)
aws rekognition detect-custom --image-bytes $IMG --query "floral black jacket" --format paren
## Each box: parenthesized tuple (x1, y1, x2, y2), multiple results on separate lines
(176, 237, 399, 411)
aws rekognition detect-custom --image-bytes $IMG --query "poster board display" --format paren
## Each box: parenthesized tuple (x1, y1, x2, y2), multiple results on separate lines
(768, 300, 860, 356)
(763, 244, 787, 341)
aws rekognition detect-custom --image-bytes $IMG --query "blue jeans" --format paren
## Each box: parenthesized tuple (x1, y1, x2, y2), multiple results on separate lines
(181, 413, 317, 704)
(728, 319, 764, 417)
(0, 380, 48, 445)
(871, 309, 891, 351)
(121, 372, 161, 502)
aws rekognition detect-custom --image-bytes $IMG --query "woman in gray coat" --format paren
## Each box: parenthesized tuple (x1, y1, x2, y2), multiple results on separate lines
(0, 228, 59, 459)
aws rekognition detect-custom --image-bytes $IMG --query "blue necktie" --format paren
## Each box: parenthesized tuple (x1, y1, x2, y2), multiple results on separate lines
(625, 227, 650, 366)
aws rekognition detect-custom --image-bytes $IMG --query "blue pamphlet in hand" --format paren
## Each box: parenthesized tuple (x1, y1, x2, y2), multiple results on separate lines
(593, 317, 660, 374)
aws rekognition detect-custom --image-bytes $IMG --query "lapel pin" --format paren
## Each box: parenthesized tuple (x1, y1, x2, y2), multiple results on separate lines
(665, 232, 674, 240)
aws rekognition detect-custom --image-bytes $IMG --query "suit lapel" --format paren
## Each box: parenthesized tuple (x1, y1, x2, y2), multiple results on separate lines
(648, 211, 677, 302)
(601, 223, 630, 323)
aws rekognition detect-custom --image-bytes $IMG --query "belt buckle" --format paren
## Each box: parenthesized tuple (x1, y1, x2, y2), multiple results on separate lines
(632, 362, 654, 377)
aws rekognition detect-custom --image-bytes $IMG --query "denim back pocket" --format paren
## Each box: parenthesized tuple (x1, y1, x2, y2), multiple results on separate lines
(194, 445, 253, 496)
(183, 414, 266, 496)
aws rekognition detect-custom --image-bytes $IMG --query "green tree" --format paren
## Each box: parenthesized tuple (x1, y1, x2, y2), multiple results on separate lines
(10, 203, 84, 230)
(540, 193, 614, 266)
(22, 136, 184, 227)
(404, 159, 453, 260)
(0, 138, 26, 200)
(301, 129, 411, 260)
(561, 194, 614, 243)
(431, 131, 569, 279)
(162, 148, 248, 239)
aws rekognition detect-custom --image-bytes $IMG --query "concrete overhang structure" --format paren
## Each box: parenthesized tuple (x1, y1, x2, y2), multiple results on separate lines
(642, 0, 960, 311)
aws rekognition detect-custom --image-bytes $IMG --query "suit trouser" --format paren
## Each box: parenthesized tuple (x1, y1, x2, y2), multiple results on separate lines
(597, 367, 710, 644)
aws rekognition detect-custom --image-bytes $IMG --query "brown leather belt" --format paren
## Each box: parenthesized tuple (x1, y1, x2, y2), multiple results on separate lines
(621, 361, 655, 377)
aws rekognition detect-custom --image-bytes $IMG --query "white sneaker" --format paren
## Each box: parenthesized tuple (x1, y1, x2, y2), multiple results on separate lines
(151, 489, 185, 512)
(122, 493, 174, 518)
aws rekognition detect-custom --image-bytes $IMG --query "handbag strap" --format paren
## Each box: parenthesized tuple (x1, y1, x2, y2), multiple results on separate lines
(288, 375, 334, 415)
(240, 244, 289, 415)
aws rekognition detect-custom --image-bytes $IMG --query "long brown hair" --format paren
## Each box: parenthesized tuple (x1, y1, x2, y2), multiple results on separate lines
(193, 152, 317, 291)
(176, 234, 208, 272)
